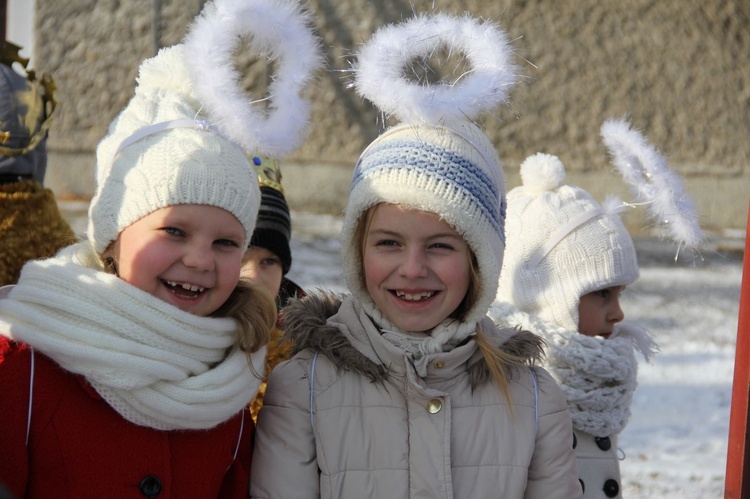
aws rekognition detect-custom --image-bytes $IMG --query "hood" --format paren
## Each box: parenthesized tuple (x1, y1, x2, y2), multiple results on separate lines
(283, 291, 545, 387)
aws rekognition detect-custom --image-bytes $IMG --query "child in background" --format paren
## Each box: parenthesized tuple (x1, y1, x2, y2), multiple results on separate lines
(250, 13, 582, 498)
(0, 0, 320, 496)
(491, 152, 660, 498)
(0, 41, 76, 285)
(243, 156, 305, 421)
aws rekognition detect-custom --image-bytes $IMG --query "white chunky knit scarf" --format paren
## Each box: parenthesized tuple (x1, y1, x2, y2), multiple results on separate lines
(490, 301, 658, 437)
(0, 246, 265, 430)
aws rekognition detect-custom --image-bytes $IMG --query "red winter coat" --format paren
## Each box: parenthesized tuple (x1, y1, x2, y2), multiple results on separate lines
(0, 337, 253, 498)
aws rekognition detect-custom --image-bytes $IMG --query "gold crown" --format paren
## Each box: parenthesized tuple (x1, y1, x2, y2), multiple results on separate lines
(251, 156, 284, 194)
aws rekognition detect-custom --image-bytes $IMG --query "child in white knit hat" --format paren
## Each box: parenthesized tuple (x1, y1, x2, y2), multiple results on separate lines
(250, 13, 581, 499)
(490, 122, 698, 498)
(0, 0, 320, 496)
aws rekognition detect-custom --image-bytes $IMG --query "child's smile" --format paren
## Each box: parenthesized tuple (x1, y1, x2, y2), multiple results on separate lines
(108, 204, 245, 317)
(162, 279, 206, 299)
(363, 204, 471, 333)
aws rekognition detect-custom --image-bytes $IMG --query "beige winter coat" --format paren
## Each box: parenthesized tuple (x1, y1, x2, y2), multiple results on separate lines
(250, 294, 582, 498)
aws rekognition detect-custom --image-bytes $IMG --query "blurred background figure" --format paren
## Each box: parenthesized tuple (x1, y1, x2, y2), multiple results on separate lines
(243, 156, 304, 421)
(0, 5, 75, 285)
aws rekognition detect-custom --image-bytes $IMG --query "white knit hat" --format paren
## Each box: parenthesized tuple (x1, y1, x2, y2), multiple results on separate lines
(496, 153, 639, 331)
(88, 0, 321, 254)
(343, 13, 517, 331)
(89, 45, 258, 253)
(342, 122, 507, 327)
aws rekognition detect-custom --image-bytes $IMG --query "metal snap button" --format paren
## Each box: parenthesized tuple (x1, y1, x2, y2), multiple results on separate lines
(427, 399, 442, 414)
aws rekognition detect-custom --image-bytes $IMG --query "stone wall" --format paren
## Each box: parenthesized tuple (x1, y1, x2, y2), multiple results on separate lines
(36, 0, 750, 233)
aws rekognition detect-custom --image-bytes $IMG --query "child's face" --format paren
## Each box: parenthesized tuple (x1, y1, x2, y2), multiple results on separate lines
(577, 285, 626, 338)
(362, 204, 471, 333)
(241, 246, 283, 298)
(109, 204, 245, 317)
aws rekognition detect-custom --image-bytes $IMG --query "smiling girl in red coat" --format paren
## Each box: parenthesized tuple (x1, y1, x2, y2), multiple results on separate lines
(0, 0, 320, 497)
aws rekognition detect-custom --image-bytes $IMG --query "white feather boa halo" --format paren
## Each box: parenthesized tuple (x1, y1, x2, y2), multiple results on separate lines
(353, 13, 518, 125)
(185, 0, 322, 157)
(601, 118, 704, 251)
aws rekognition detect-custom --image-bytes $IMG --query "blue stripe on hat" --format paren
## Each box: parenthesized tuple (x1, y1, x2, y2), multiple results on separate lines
(352, 139, 505, 239)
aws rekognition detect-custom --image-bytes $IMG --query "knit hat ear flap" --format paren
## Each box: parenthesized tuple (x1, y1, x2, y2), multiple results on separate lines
(497, 153, 639, 331)
(344, 13, 518, 334)
(88, 0, 321, 254)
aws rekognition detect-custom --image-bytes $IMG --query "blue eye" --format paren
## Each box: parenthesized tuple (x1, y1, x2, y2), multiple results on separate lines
(215, 239, 240, 248)
(164, 227, 183, 236)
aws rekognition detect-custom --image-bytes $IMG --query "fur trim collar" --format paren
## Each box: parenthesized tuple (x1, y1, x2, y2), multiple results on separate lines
(282, 291, 544, 388)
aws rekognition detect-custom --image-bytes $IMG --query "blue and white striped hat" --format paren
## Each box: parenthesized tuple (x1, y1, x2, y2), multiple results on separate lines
(341, 121, 507, 328)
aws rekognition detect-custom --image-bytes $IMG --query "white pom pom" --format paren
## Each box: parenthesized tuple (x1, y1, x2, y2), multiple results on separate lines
(520, 153, 566, 194)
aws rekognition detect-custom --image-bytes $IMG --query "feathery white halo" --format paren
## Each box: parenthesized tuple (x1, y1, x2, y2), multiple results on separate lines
(354, 13, 518, 125)
(601, 118, 703, 250)
(185, 0, 322, 157)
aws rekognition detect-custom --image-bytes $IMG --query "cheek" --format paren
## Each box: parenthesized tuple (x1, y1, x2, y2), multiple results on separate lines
(445, 258, 471, 293)
(240, 260, 261, 281)
(222, 256, 243, 282)
(115, 237, 160, 285)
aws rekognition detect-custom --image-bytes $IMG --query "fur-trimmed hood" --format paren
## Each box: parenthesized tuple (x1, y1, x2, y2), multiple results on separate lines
(282, 291, 545, 387)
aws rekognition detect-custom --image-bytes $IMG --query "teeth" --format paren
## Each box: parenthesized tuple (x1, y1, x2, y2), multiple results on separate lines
(395, 290, 435, 301)
(166, 280, 205, 293)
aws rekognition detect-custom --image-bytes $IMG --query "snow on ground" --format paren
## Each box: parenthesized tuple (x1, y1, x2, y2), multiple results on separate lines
(287, 213, 744, 499)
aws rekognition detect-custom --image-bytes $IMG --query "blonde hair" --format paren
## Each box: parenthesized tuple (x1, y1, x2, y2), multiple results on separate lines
(211, 278, 275, 356)
(354, 205, 523, 406)
(91, 240, 275, 364)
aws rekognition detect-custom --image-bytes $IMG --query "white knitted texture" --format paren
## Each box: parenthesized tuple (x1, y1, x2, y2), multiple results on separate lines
(342, 123, 505, 343)
(0, 245, 265, 430)
(489, 301, 642, 437)
(89, 45, 259, 253)
(497, 154, 638, 331)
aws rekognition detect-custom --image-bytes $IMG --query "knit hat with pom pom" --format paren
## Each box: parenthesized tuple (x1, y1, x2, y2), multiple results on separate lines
(496, 152, 639, 331)
(89, 44, 260, 254)
(88, 0, 321, 255)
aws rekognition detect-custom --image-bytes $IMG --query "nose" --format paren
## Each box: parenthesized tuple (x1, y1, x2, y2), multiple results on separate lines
(183, 243, 215, 272)
(608, 298, 625, 323)
(400, 248, 428, 279)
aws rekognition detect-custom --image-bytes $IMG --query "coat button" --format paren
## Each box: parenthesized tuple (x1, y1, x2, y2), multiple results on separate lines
(434, 361, 445, 368)
(140, 475, 162, 497)
(572, 433, 577, 449)
(427, 399, 442, 414)
(603, 478, 620, 497)
(595, 436, 612, 451)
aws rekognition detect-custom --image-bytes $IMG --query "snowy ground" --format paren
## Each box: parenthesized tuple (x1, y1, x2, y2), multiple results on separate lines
(61, 204, 745, 498)
(285, 213, 744, 499)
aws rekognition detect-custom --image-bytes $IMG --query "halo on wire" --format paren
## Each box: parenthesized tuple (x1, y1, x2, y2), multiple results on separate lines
(601, 118, 704, 251)
(185, 0, 322, 157)
(353, 13, 518, 126)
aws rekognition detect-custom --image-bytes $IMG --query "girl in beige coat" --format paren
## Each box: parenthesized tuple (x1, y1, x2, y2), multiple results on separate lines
(250, 13, 581, 499)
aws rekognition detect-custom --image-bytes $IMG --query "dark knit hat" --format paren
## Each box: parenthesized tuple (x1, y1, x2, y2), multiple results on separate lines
(249, 157, 292, 274)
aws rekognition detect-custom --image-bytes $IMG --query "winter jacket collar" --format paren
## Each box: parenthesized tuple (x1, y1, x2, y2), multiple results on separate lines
(283, 292, 545, 388)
